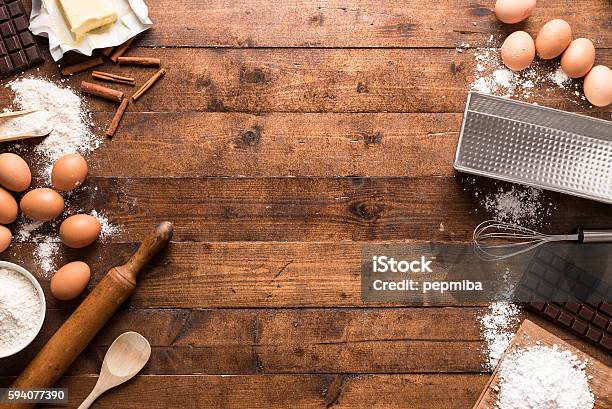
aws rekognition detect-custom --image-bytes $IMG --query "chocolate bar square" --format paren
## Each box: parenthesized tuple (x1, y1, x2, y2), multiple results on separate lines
(520, 247, 612, 353)
(0, 0, 44, 78)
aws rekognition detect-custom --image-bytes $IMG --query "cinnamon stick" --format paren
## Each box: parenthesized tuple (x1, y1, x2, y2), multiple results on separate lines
(106, 97, 129, 137)
(132, 68, 166, 101)
(92, 70, 136, 86)
(81, 81, 124, 103)
(61, 57, 104, 76)
(110, 38, 135, 63)
(101, 47, 114, 57)
(117, 56, 161, 67)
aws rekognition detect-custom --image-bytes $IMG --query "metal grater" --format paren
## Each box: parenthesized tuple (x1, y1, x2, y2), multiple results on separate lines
(454, 92, 612, 204)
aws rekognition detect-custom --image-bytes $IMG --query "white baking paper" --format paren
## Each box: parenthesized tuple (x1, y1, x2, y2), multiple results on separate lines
(29, 0, 153, 61)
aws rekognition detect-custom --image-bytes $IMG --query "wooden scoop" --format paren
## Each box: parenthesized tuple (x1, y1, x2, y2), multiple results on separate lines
(0, 127, 54, 143)
(0, 110, 53, 143)
(0, 109, 38, 119)
(78, 332, 151, 409)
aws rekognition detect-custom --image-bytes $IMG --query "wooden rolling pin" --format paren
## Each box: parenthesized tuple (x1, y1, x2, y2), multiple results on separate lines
(4, 222, 173, 409)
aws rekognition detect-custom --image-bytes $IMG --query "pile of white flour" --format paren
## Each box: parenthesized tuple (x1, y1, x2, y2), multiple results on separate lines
(0, 267, 42, 355)
(2, 77, 99, 173)
(496, 345, 594, 409)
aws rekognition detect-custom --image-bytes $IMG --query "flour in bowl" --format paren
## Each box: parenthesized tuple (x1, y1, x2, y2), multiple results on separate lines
(0, 267, 42, 355)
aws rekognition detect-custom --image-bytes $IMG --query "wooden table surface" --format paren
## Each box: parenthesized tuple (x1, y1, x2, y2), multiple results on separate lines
(1, 1, 611, 408)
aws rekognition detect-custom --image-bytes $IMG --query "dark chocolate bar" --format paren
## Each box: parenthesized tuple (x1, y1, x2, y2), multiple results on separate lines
(0, 0, 43, 77)
(516, 247, 612, 352)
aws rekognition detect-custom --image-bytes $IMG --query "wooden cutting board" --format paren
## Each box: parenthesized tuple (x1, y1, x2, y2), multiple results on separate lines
(473, 319, 611, 409)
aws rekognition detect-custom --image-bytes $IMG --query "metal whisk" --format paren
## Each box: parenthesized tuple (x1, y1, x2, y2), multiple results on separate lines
(473, 220, 612, 261)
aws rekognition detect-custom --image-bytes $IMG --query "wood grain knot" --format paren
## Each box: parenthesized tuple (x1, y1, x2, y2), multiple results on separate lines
(207, 96, 226, 112)
(350, 201, 384, 221)
(383, 23, 415, 38)
(310, 12, 325, 26)
(363, 131, 383, 146)
(195, 76, 212, 90)
(450, 61, 464, 75)
(356, 82, 369, 93)
(240, 67, 269, 84)
(238, 127, 262, 147)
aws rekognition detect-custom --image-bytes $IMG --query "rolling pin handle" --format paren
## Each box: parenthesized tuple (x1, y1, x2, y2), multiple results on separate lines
(120, 221, 174, 281)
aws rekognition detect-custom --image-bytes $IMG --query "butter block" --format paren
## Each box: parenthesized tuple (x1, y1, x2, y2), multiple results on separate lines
(58, 0, 117, 39)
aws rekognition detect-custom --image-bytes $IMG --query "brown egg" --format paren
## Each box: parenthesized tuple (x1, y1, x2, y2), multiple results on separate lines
(583, 65, 612, 107)
(59, 214, 101, 248)
(0, 187, 18, 224)
(50, 261, 91, 301)
(561, 38, 596, 78)
(501, 31, 535, 71)
(0, 225, 12, 253)
(0, 153, 31, 192)
(51, 153, 88, 192)
(535, 19, 572, 59)
(20, 188, 65, 222)
(494, 0, 536, 24)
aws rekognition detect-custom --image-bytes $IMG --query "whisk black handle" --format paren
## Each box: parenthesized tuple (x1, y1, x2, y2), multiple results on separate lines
(578, 229, 612, 243)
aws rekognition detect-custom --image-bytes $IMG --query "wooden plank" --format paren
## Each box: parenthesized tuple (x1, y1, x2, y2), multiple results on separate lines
(19, 0, 611, 48)
(2, 48, 609, 114)
(3, 307, 602, 350)
(7, 343, 486, 377)
(473, 320, 611, 409)
(0, 374, 487, 408)
(89, 112, 461, 177)
(110, 1, 612, 48)
(2, 177, 610, 245)
(3, 242, 472, 308)
(0, 307, 482, 376)
(2, 308, 610, 376)
(7, 176, 606, 243)
(6, 237, 612, 315)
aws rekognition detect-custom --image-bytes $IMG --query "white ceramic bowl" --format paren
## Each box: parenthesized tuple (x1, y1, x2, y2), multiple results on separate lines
(0, 261, 46, 359)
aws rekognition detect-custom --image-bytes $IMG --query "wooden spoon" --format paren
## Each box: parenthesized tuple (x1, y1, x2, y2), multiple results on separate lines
(0, 127, 54, 143)
(0, 110, 53, 143)
(0, 109, 38, 119)
(78, 332, 151, 409)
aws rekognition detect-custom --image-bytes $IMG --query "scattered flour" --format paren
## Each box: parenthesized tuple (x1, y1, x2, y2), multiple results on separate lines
(495, 267, 517, 301)
(482, 186, 554, 226)
(13, 210, 120, 277)
(496, 345, 594, 409)
(469, 36, 584, 103)
(34, 238, 61, 277)
(478, 302, 521, 370)
(0, 267, 42, 355)
(14, 219, 44, 242)
(8, 217, 55, 276)
(91, 210, 120, 240)
(11, 216, 61, 277)
(548, 67, 571, 89)
(456, 42, 470, 53)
